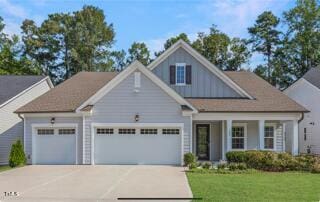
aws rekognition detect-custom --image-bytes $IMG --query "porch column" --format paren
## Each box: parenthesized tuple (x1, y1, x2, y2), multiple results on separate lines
(292, 120, 299, 155)
(259, 120, 265, 150)
(226, 120, 232, 152)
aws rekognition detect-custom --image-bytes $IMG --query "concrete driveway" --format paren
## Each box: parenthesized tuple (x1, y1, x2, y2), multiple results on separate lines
(0, 165, 192, 201)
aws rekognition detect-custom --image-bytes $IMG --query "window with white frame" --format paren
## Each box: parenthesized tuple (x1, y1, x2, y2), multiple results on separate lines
(176, 63, 186, 85)
(232, 124, 246, 149)
(264, 124, 275, 149)
(37, 128, 54, 135)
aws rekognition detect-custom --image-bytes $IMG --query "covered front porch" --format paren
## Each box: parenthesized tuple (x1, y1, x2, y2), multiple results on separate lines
(191, 113, 300, 161)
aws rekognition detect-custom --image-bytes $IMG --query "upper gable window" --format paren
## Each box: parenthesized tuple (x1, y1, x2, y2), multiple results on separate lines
(176, 63, 186, 85)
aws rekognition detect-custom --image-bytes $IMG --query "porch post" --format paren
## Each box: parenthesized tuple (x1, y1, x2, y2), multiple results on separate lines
(259, 120, 265, 150)
(226, 120, 232, 152)
(222, 121, 225, 160)
(292, 120, 299, 155)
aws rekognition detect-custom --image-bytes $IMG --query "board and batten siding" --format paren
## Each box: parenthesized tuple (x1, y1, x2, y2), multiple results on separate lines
(152, 47, 241, 98)
(24, 117, 83, 164)
(0, 80, 51, 164)
(84, 71, 191, 164)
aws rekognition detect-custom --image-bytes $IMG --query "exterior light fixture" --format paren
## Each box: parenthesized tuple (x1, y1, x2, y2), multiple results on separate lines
(135, 114, 139, 122)
(51, 117, 55, 124)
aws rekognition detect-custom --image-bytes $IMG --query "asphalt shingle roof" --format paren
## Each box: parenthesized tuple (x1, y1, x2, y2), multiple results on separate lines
(303, 68, 320, 89)
(0, 75, 46, 106)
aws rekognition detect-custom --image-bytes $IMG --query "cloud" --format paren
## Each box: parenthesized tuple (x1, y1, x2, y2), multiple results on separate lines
(197, 0, 291, 38)
(0, 0, 28, 19)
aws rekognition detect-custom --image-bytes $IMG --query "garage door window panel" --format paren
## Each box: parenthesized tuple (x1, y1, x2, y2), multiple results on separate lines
(119, 128, 136, 134)
(37, 129, 54, 135)
(162, 129, 180, 135)
(141, 129, 158, 135)
(58, 128, 76, 135)
(97, 128, 114, 135)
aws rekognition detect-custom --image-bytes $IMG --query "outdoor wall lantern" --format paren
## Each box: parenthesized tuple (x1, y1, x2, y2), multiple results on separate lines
(51, 117, 55, 124)
(135, 114, 139, 122)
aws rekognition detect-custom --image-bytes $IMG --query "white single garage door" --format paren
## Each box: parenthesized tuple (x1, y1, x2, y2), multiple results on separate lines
(94, 126, 182, 165)
(33, 127, 76, 164)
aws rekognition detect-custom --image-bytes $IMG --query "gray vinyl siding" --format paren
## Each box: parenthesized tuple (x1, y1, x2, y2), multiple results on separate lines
(152, 47, 241, 98)
(0, 80, 51, 164)
(84, 71, 191, 164)
(24, 116, 83, 164)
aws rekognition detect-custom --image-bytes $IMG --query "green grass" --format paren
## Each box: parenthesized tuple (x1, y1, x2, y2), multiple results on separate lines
(187, 171, 320, 202)
(0, 165, 13, 172)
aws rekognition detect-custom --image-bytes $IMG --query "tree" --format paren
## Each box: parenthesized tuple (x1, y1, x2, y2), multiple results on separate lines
(21, 5, 115, 83)
(0, 17, 40, 75)
(192, 25, 250, 71)
(248, 11, 281, 83)
(110, 50, 126, 71)
(227, 38, 251, 71)
(283, 0, 320, 79)
(155, 33, 190, 56)
(127, 42, 150, 66)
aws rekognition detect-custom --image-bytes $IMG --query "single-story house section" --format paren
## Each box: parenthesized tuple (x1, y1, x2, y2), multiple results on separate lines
(0, 75, 53, 164)
(16, 40, 308, 165)
(284, 68, 320, 154)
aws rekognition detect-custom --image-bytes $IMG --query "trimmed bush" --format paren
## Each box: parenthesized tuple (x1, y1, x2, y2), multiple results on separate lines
(225, 151, 319, 172)
(9, 140, 26, 168)
(228, 163, 247, 171)
(184, 152, 196, 166)
(202, 162, 212, 169)
(188, 162, 197, 170)
(217, 163, 228, 170)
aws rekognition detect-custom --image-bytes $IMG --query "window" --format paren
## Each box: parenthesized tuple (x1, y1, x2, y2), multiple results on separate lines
(97, 128, 114, 135)
(58, 128, 76, 135)
(264, 124, 275, 150)
(176, 63, 186, 85)
(162, 129, 180, 135)
(37, 129, 54, 135)
(232, 125, 246, 149)
(140, 128, 158, 135)
(119, 128, 136, 134)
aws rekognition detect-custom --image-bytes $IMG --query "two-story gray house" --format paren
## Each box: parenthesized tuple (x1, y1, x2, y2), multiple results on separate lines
(16, 40, 307, 165)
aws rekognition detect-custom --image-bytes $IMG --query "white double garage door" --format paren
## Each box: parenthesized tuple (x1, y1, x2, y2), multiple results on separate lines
(33, 124, 182, 165)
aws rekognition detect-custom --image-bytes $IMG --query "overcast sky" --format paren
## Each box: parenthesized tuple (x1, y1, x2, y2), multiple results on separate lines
(0, 0, 296, 68)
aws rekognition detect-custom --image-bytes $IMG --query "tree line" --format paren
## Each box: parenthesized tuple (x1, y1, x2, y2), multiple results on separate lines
(0, 0, 319, 88)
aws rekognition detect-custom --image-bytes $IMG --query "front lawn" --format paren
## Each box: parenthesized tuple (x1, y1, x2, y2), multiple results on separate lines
(187, 171, 320, 202)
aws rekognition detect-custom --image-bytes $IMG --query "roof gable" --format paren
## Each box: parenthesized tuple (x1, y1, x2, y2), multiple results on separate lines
(303, 68, 320, 89)
(148, 39, 253, 99)
(0, 75, 51, 107)
(76, 61, 197, 113)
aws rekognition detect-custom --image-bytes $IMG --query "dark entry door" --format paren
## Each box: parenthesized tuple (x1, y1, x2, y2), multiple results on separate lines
(196, 124, 210, 160)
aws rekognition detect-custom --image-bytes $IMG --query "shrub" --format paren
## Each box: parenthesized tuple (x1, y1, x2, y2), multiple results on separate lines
(9, 140, 26, 168)
(188, 162, 197, 170)
(217, 163, 228, 170)
(184, 153, 196, 166)
(228, 163, 247, 171)
(226, 151, 247, 163)
(202, 162, 212, 169)
(311, 163, 320, 173)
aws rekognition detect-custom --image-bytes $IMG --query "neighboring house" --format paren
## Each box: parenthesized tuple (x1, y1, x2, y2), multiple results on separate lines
(0, 75, 53, 164)
(16, 40, 307, 165)
(284, 68, 320, 154)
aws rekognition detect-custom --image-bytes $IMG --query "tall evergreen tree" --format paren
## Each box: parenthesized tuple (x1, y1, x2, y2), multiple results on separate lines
(127, 42, 151, 66)
(155, 33, 190, 57)
(248, 11, 281, 83)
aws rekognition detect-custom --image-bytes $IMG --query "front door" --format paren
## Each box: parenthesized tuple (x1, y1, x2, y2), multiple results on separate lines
(196, 124, 210, 160)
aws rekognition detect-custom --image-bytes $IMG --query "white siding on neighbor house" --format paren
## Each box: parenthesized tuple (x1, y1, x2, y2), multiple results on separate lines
(285, 79, 320, 154)
(84, 71, 191, 164)
(24, 116, 83, 164)
(0, 80, 51, 164)
(152, 47, 241, 98)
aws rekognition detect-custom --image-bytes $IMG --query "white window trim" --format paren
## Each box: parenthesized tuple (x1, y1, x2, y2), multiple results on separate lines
(175, 63, 186, 86)
(231, 123, 247, 151)
(264, 123, 277, 151)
